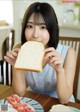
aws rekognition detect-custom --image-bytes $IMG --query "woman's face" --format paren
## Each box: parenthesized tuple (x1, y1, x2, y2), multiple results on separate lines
(25, 13, 50, 47)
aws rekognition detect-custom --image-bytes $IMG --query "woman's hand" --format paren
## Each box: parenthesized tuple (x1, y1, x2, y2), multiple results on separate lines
(44, 47, 64, 72)
(4, 48, 20, 66)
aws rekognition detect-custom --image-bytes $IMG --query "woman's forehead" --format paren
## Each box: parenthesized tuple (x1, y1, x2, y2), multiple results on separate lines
(28, 13, 45, 24)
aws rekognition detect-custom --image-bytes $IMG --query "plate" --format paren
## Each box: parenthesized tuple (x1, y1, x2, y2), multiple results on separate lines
(70, 107, 80, 112)
(48, 106, 80, 112)
(0, 97, 44, 112)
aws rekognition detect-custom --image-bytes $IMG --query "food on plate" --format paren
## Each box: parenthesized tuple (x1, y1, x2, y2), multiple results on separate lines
(7, 104, 18, 112)
(6, 94, 20, 105)
(14, 41, 45, 72)
(6, 94, 35, 112)
(49, 104, 72, 112)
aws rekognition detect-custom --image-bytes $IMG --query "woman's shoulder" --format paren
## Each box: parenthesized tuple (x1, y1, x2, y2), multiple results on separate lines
(13, 43, 21, 49)
(57, 43, 69, 48)
(67, 47, 76, 58)
(56, 43, 70, 53)
(57, 43, 76, 60)
(57, 43, 75, 53)
(57, 43, 70, 61)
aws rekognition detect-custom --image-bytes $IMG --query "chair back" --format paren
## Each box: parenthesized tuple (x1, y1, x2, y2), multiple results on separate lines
(1, 30, 15, 85)
(59, 36, 80, 102)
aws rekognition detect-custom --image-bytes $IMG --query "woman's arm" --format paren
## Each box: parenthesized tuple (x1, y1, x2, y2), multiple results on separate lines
(4, 43, 27, 96)
(44, 47, 76, 104)
(56, 48, 76, 104)
(12, 67, 26, 96)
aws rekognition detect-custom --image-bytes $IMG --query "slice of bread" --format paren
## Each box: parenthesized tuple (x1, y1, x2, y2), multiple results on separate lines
(49, 104, 72, 112)
(14, 41, 45, 72)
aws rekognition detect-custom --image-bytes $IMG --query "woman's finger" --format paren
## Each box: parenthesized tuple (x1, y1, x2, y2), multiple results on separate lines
(4, 56, 10, 61)
(45, 51, 61, 60)
(12, 48, 20, 53)
(44, 47, 55, 53)
(49, 57, 61, 63)
(10, 51, 18, 58)
(53, 59, 63, 65)
(6, 51, 16, 59)
(4, 55, 15, 65)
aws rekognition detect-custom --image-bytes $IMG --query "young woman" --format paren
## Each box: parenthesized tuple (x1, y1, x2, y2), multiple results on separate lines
(4, 2, 76, 104)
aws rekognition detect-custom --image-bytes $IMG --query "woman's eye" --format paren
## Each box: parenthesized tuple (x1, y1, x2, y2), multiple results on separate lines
(41, 26, 47, 29)
(26, 25, 33, 28)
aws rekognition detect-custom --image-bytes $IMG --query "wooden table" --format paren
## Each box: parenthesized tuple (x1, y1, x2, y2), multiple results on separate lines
(0, 84, 13, 99)
(0, 84, 80, 112)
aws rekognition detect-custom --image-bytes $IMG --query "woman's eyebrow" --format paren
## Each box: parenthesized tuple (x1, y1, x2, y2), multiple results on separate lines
(28, 22, 46, 25)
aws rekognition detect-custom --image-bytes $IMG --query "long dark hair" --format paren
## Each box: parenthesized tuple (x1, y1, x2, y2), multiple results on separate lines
(21, 2, 59, 49)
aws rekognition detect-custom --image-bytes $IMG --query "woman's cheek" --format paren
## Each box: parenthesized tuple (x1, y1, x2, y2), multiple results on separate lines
(25, 32, 32, 41)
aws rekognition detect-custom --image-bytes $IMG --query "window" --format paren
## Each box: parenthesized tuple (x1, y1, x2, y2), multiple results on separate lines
(0, 0, 13, 25)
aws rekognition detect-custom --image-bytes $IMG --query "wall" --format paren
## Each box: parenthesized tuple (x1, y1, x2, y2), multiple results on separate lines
(0, 0, 13, 25)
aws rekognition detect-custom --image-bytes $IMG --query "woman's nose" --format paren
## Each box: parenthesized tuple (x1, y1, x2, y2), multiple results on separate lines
(33, 27, 39, 38)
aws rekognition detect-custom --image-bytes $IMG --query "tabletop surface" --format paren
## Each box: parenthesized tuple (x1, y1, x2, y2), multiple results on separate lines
(0, 84, 80, 112)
